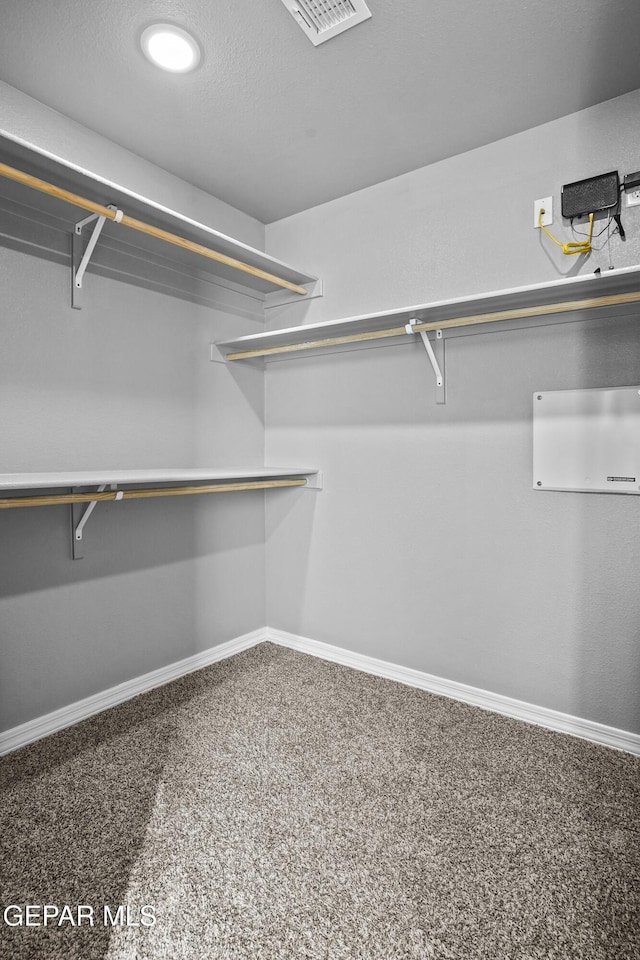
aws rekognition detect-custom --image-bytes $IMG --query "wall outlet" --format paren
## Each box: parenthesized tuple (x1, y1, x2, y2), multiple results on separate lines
(534, 196, 553, 228)
(626, 189, 640, 207)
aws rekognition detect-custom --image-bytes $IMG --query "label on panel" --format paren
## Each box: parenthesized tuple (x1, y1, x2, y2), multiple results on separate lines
(533, 386, 640, 494)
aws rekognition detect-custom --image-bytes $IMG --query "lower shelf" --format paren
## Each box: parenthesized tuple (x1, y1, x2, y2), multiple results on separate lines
(0, 466, 321, 559)
(0, 466, 319, 494)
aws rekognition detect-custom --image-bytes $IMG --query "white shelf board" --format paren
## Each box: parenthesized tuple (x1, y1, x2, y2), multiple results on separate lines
(0, 136, 318, 297)
(0, 467, 319, 492)
(216, 264, 640, 357)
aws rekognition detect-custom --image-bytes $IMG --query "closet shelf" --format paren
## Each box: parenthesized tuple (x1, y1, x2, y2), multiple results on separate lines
(0, 467, 321, 499)
(0, 468, 322, 559)
(0, 137, 319, 302)
(215, 264, 640, 361)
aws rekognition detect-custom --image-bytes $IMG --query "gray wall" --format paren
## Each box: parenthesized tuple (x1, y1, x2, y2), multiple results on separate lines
(264, 90, 640, 734)
(0, 103, 267, 731)
(3, 85, 640, 737)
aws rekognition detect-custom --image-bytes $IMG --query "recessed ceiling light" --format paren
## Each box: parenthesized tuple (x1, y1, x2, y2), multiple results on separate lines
(140, 23, 201, 73)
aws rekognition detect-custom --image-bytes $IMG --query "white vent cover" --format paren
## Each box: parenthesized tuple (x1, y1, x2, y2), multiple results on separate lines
(279, 0, 372, 46)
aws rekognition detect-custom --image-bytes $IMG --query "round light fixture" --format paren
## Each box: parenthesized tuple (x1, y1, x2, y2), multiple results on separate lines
(140, 23, 201, 73)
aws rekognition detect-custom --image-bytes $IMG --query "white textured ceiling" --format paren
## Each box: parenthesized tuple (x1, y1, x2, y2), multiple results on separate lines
(1, 0, 640, 223)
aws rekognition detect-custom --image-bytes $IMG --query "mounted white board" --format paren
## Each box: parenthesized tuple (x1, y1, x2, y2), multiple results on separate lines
(533, 386, 640, 494)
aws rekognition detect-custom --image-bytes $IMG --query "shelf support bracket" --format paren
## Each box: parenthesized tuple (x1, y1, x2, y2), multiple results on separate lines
(405, 319, 446, 403)
(72, 205, 123, 310)
(72, 484, 122, 559)
(304, 471, 323, 489)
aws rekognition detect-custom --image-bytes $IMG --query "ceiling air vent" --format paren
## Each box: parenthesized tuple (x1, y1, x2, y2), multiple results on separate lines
(279, 0, 372, 46)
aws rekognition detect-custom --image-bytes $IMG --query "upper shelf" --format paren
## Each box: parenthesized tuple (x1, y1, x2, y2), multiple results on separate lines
(0, 136, 318, 300)
(216, 264, 640, 360)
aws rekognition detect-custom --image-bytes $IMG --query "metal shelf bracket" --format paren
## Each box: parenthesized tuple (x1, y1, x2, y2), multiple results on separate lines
(405, 319, 446, 403)
(304, 470, 323, 489)
(72, 205, 123, 309)
(72, 484, 122, 559)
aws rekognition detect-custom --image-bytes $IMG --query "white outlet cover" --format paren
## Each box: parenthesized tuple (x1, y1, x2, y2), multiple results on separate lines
(626, 190, 640, 207)
(534, 196, 553, 228)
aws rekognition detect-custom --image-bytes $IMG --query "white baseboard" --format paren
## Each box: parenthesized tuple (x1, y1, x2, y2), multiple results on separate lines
(3, 625, 638, 757)
(0, 627, 267, 756)
(266, 627, 640, 757)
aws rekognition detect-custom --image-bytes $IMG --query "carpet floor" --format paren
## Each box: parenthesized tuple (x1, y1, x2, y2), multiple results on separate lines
(1, 642, 639, 960)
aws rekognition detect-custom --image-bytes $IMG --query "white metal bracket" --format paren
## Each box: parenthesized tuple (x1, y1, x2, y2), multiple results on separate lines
(304, 471, 323, 489)
(209, 342, 225, 364)
(405, 319, 446, 403)
(72, 205, 123, 309)
(71, 484, 123, 559)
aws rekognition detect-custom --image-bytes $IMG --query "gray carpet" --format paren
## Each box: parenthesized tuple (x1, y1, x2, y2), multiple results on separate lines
(1, 642, 639, 960)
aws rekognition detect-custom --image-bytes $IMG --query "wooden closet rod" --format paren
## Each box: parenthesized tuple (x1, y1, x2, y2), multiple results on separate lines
(226, 289, 640, 360)
(0, 162, 307, 296)
(0, 478, 307, 509)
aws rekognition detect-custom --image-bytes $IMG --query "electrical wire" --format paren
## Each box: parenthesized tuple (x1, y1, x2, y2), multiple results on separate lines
(570, 213, 612, 240)
(572, 214, 619, 268)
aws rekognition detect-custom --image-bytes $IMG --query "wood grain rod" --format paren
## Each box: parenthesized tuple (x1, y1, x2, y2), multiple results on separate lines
(225, 289, 640, 360)
(0, 478, 307, 509)
(0, 162, 308, 295)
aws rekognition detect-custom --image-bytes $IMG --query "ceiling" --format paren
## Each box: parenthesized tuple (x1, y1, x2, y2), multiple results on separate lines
(1, 0, 640, 224)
